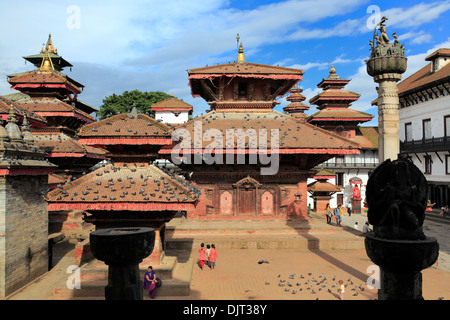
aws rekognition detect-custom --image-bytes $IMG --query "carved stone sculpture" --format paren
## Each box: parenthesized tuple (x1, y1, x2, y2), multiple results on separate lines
(366, 157, 427, 240)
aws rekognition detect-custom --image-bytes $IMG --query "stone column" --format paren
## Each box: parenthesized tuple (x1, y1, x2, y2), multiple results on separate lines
(374, 73, 403, 162)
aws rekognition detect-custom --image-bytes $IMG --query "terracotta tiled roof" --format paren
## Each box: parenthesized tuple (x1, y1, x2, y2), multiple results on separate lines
(397, 62, 450, 96)
(188, 62, 304, 76)
(14, 97, 95, 122)
(151, 98, 193, 111)
(309, 89, 360, 104)
(307, 181, 341, 192)
(425, 48, 450, 61)
(46, 163, 200, 211)
(33, 133, 107, 157)
(162, 110, 360, 153)
(77, 111, 173, 145)
(0, 96, 47, 124)
(8, 70, 82, 94)
(309, 108, 373, 121)
(356, 126, 378, 149)
(313, 168, 336, 178)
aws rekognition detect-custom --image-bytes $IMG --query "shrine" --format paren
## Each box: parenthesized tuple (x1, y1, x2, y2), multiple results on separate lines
(46, 108, 200, 263)
(307, 169, 341, 212)
(159, 42, 361, 219)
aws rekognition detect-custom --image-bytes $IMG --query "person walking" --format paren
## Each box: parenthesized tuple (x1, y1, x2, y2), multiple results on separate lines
(199, 243, 206, 270)
(325, 203, 332, 224)
(208, 244, 218, 270)
(347, 201, 352, 216)
(334, 205, 342, 227)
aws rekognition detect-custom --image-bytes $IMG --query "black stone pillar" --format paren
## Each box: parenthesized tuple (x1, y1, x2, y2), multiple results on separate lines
(90, 227, 155, 300)
(365, 233, 439, 300)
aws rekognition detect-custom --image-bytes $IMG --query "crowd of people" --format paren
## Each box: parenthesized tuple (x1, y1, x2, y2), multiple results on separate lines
(324, 203, 371, 234)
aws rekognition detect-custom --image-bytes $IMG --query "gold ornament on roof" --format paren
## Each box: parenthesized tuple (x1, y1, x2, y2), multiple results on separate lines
(236, 42, 246, 64)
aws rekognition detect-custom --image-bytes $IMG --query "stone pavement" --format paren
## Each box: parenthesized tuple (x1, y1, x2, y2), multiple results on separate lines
(5, 210, 450, 300)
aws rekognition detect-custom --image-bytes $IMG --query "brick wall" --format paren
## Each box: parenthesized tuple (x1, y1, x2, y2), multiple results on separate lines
(0, 175, 48, 297)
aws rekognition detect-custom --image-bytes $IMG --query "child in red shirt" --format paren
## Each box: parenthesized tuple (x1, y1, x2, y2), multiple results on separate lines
(208, 244, 218, 270)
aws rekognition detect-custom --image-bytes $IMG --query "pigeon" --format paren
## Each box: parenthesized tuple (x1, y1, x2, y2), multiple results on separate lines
(319, 273, 323, 278)
(353, 292, 358, 296)
(305, 280, 309, 284)
(265, 282, 270, 285)
(280, 279, 285, 283)
(438, 297, 444, 300)
(284, 288, 290, 292)
(258, 260, 269, 264)
(278, 274, 281, 278)
(296, 283, 301, 286)
(288, 282, 292, 287)
(289, 274, 295, 279)
(307, 286, 312, 290)
(361, 288, 365, 292)
(311, 289, 316, 294)
(279, 283, 285, 287)
(300, 275, 304, 279)
(352, 286, 357, 291)
(292, 290, 297, 294)
(308, 273, 312, 276)
(328, 289, 332, 293)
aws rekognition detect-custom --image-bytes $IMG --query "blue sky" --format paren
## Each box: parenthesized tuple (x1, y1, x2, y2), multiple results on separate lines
(0, 0, 449, 126)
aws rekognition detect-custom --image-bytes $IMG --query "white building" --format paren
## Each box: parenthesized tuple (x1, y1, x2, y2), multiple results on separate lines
(397, 48, 450, 208)
(151, 97, 193, 124)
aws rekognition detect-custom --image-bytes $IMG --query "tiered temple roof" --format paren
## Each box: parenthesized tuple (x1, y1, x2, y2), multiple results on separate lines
(166, 46, 360, 170)
(46, 108, 200, 226)
(283, 84, 310, 119)
(3, 34, 106, 178)
(308, 66, 373, 139)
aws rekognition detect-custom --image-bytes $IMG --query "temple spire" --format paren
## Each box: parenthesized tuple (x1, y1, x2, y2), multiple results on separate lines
(236, 42, 246, 64)
(42, 33, 57, 54)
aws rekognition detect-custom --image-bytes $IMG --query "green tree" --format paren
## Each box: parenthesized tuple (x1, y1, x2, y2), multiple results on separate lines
(97, 90, 172, 119)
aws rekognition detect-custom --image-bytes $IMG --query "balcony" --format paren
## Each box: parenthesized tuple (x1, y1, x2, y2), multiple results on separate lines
(315, 162, 379, 170)
(401, 136, 450, 154)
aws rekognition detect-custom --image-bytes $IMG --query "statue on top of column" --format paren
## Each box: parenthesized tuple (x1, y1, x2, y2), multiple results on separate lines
(369, 16, 405, 58)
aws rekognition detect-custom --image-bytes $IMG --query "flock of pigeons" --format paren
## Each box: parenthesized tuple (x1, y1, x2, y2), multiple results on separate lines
(264, 270, 367, 299)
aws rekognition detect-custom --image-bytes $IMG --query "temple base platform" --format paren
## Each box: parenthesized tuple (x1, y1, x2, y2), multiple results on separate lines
(50, 212, 365, 299)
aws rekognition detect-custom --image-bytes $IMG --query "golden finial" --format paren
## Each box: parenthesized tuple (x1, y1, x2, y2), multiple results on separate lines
(236, 42, 246, 64)
(39, 50, 54, 73)
(44, 33, 57, 54)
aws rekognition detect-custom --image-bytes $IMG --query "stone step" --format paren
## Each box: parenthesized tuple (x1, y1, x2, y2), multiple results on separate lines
(52, 254, 193, 299)
(166, 234, 365, 251)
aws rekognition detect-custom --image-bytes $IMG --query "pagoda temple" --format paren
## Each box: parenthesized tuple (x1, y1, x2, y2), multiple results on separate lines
(4, 34, 106, 180)
(308, 66, 373, 139)
(159, 42, 361, 219)
(46, 108, 200, 263)
(283, 84, 310, 120)
(307, 169, 341, 212)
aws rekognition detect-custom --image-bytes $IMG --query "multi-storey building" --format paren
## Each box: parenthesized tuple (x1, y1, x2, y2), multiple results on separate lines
(397, 48, 450, 208)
